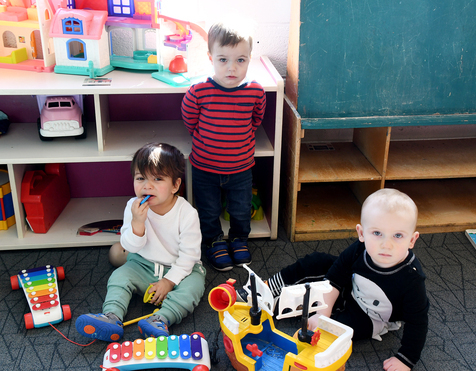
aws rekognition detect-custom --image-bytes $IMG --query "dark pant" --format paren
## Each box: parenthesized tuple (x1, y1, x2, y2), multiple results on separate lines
(192, 166, 253, 246)
(280, 251, 373, 340)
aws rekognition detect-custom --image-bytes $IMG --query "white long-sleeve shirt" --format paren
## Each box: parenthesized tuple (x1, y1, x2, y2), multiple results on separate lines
(120, 196, 202, 285)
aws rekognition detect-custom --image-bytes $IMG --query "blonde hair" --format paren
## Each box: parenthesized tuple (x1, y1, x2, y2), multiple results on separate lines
(361, 188, 418, 229)
(207, 22, 253, 53)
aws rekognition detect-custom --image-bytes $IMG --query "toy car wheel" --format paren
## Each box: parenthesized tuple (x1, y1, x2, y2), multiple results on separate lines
(10, 275, 20, 290)
(56, 266, 65, 281)
(24, 313, 34, 329)
(62, 305, 72, 321)
(75, 116, 87, 140)
(192, 365, 209, 371)
(37, 118, 53, 141)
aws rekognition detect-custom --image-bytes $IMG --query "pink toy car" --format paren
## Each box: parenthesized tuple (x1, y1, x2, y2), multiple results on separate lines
(37, 96, 86, 141)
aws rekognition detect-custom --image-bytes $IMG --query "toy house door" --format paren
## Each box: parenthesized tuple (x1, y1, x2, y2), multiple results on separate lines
(30, 30, 43, 59)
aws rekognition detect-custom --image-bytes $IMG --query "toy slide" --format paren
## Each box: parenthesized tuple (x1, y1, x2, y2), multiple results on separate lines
(101, 334, 211, 371)
(10, 265, 71, 329)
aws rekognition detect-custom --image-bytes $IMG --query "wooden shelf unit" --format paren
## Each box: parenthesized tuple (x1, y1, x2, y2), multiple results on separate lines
(283, 95, 476, 241)
(282, 0, 476, 241)
(0, 57, 284, 250)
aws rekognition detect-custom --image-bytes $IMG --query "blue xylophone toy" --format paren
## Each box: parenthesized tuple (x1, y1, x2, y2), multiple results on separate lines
(101, 333, 211, 371)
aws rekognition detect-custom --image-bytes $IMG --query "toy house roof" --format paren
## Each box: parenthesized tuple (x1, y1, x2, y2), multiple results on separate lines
(49, 8, 108, 40)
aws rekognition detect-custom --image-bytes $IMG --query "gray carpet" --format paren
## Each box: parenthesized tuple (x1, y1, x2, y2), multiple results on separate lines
(1, 228, 476, 370)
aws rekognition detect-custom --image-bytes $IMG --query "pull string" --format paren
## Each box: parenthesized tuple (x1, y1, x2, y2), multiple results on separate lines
(49, 322, 97, 347)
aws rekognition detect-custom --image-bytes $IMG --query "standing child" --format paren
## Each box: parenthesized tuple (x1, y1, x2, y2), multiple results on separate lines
(238, 189, 429, 371)
(181, 22, 266, 272)
(75, 143, 206, 342)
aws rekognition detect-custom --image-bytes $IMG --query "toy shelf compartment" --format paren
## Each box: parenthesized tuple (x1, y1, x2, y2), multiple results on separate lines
(283, 96, 476, 242)
(0, 57, 284, 250)
(293, 178, 476, 241)
(1, 187, 128, 249)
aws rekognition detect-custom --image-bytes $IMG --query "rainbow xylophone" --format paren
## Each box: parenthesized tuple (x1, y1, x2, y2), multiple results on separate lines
(101, 333, 211, 371)
(10, 265, 71, 329)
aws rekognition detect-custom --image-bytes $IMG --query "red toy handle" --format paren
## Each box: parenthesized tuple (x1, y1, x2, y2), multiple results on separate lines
(30, 174, 44, 189)
(246, 343, 263, 357)
(311, 330, 321, 346)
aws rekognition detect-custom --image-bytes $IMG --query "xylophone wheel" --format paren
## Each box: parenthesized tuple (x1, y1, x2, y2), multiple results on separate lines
(100, 367, 120, 371)
(192, 365, 209, 371)
(62, 305, 72, 321)
(24, 313, 34, 329)
(191, 331, 205, 339)
(10, 275, 20, 291)
(56, 266, 65, 281)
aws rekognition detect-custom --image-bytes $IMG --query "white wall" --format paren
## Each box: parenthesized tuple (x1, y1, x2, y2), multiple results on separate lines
(161, 0, 292, 76)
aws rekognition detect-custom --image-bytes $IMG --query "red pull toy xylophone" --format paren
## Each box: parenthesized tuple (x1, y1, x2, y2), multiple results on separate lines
(101, 333, 211, 371)
(10, 265, 71, 329)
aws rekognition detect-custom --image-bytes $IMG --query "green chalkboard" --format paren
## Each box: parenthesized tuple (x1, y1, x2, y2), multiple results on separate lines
(296, 0, 476, 119)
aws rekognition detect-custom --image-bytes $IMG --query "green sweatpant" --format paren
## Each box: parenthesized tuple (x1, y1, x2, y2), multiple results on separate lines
(102, 252, 206, 326)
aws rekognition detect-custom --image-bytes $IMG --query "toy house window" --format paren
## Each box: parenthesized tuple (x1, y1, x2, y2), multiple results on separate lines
(67, 39, 87, 61)
(109, 0, 134, 17)
(3, 31, 17, 48)
(62, 18, 83, 35)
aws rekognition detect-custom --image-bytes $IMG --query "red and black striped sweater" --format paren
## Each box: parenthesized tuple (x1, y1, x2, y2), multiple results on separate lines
(181, 77, 266, 174)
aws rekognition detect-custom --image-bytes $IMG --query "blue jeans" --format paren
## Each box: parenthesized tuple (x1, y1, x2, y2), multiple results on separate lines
(192, 166, 253, 246)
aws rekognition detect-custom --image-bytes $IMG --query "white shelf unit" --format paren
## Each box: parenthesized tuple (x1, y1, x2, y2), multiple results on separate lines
(0, 56, 284, 250)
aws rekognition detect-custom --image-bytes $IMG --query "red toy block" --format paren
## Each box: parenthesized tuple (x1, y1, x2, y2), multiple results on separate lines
(21, 163, 71, 233)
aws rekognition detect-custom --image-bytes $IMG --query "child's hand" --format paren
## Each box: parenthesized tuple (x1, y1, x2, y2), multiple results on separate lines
(307, 302, 334, 331)
(148, 278, 175, 305)
(132, 197, 149, 221)
(307, 313, 321, 331)
(383, 357, 411, 371)
(131, 197, 149, 236)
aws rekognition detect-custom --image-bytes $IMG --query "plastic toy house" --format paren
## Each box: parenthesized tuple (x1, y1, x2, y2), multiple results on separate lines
(0, 169, 15, 230)
(49, 8, 113, 76)
(47, 0, 209, 83)
(1, 0, 209, 83)
(151, 14, 209, 86)
(0, 0, 57, 71)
